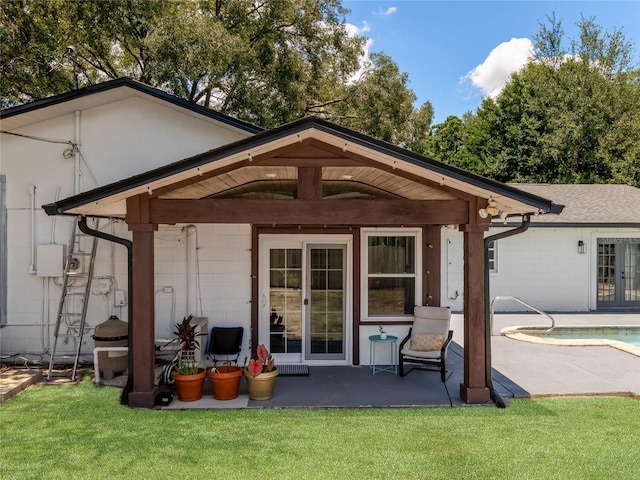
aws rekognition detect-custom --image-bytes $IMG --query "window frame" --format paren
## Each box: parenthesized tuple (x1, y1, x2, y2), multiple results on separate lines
(487, 240, 497, 273)
(361, 228, 422, 321)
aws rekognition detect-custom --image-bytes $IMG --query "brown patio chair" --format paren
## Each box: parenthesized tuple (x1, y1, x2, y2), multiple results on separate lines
(399, 306, 453, 382)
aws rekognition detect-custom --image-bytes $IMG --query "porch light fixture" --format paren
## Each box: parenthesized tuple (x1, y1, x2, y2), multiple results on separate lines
(341, 174, 353, 180)
(578, 240, 586, 254)
(265, 173, 277, 178)
(478, 197, 501, 219)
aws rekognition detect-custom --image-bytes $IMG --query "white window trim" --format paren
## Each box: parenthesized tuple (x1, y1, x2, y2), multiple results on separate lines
(488, 240, 498, 274)
(361, 228, 422, 322)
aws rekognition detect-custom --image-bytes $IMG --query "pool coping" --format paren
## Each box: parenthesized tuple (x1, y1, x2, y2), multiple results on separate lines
(500, 324, 640, 358)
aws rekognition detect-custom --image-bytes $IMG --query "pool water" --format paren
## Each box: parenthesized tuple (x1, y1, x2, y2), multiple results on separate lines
(539, 332, 640, 347)
(502, 325, 640, 356)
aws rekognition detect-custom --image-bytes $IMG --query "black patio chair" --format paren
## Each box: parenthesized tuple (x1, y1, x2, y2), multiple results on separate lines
(206, 326, 244, 366)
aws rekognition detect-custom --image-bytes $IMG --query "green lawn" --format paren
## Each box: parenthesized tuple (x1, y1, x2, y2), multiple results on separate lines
(1, 379, 638, 479)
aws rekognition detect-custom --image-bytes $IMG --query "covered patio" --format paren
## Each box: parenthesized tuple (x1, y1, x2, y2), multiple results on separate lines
(160, 342, 525, 409)
(43, 117, 559, 409)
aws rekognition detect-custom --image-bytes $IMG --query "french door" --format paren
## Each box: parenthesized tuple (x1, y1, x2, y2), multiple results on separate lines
(259, 235, 351, 365)
(597, 238, 640, 308)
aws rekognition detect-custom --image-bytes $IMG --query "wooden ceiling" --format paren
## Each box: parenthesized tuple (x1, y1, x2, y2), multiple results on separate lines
(159, 142, 457, 201)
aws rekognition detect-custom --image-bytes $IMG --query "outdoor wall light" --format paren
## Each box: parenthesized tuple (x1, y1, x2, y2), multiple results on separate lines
(578, 240, 587, 254)
(478, 197, 501, 219)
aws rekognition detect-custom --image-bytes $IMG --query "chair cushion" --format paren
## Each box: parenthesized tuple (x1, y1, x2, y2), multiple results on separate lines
(410, 333, 444, 352)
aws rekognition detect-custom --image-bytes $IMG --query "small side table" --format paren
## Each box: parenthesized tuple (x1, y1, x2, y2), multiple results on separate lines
(369, 335, 398, 375)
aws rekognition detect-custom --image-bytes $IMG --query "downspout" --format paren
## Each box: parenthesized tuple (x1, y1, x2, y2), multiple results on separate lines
(78, 216, 133, 405)
(484, 214, 530, 408)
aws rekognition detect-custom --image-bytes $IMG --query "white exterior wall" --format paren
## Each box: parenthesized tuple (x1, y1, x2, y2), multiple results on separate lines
(1, 97, 251, 357)
(441, 225, 640, 313)
(153, 223, 253, 355)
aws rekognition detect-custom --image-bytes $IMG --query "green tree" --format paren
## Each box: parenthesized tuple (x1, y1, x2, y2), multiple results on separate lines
(469, 14, 640, 185)
(0, 0, 76, 107)
(1, 0, 433, 142)
(330, 52, 432, 144)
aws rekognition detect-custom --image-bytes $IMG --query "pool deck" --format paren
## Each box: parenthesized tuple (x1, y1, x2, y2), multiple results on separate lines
(1, 312, 639, 404)
(477, 312, 640, 398)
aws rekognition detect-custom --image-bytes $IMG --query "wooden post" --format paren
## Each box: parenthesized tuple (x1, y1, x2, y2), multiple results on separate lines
(126, 196, 159, 408)
(459, 222, 490, 404)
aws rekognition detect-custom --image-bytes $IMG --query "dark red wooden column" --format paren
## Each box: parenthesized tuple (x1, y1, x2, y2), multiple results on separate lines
(459, 221, 490, 404)
(126, 196, 159, 408)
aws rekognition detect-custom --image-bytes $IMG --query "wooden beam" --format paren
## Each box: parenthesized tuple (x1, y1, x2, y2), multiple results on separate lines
(297, 167, 322, 199)
(149, 198, 468, 225)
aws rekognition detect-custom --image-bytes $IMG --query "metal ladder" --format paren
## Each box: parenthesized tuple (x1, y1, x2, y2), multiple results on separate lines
(47, 219, 99, 381)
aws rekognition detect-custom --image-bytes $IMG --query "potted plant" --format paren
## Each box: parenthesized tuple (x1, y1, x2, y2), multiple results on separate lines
(379, 324, 387, 340)
(243, 344, 278, 400)
(207, 361, 243, 401)
(171, 315, 206, 401)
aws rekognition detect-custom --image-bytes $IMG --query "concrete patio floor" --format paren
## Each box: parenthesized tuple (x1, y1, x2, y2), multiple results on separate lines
(2, 312, 638, 407)
(165, 312, 640, 409)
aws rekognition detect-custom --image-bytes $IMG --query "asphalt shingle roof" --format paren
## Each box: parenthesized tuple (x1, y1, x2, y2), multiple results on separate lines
(512, 184, 640, 226)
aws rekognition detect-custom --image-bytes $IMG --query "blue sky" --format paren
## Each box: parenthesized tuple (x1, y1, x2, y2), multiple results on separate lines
(343, 1, 640, 124)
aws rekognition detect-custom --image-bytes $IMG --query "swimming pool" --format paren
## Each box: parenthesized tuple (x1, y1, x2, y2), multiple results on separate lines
(501, 325, 640, 357)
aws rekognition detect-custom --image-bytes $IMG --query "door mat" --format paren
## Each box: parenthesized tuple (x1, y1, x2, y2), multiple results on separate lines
(278, 364, 310, 376)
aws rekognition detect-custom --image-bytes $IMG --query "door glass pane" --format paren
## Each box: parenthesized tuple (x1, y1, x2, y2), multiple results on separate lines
(368, 277, 415, 316)
(309, 248, 344, 356)
(597, 243, 616, 303)
(269, 248, 302, 354)
(368, 236, 415, 274)
(624, 243, 640, 302)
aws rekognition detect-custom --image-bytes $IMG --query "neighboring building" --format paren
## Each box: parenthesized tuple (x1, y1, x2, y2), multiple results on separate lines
(2, 79, 568, 408)
(442, 184, 640, 313)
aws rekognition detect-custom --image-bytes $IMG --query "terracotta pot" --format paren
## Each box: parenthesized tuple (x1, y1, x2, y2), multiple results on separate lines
(244, 368, 279, 400)
(207, 365, 242, 400)
(172, 368, 206, 401)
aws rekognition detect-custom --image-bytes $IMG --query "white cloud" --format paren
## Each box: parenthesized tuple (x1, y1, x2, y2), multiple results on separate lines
(345, 20, 371, 37)
(463, 38, 534, 99)
(345, 21, 374, 83)
(376, 6, 398, 16)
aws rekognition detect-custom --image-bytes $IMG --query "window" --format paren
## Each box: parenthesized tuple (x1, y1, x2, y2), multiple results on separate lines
(364, 230, 420, 317)
(487, 241, 497, 273)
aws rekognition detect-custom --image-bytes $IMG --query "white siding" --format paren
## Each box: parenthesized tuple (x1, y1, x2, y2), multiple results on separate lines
(0, 96, 252, 357)
(441, 225, 640, 313)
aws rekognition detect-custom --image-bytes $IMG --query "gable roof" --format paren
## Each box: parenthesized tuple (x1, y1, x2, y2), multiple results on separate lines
(43, 116, 562, 219)
(0, 77, 263, 134)
(512, 184, 640, 227)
